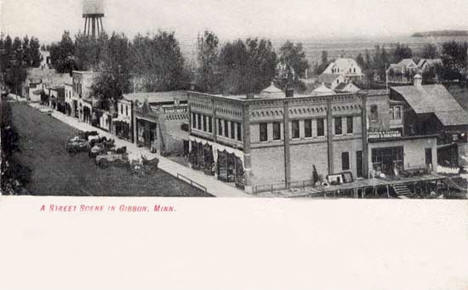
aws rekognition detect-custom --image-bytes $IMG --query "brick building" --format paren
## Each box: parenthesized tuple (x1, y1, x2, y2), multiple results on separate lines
(188, 85, 368, 193)
(188, 82, 440, 193)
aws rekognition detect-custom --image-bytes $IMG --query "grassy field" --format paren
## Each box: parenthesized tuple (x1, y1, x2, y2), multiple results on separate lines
(10, 102, 212, 197)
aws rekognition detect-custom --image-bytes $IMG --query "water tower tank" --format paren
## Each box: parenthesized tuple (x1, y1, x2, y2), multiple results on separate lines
(83, 0, 104, 16)
(82, 0, 105, 38)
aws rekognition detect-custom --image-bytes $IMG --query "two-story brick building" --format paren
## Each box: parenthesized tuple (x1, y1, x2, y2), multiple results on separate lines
(188, 82, 440, 193)
(188, 84, 369, 192)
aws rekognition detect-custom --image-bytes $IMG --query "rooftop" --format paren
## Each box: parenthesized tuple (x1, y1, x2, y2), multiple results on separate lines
(123, 91, 188, 104)
(391, 84, 468, 126)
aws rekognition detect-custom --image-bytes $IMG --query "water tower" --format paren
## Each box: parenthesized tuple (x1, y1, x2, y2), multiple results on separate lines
(82, 0, 105, 38)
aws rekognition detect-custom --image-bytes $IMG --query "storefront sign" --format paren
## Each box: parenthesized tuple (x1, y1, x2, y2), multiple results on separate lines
(368, 130, 401, 139)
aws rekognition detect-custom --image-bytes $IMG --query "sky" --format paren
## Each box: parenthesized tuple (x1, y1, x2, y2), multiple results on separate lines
(2, 0, 468, 44)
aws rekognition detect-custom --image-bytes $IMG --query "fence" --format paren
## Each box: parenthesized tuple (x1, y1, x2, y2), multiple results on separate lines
(253, 179, 316, 193)
(176, 173, 208, 193)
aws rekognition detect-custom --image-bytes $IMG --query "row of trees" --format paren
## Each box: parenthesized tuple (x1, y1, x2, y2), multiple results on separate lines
(0, 35, 42, 94)
(196, 31, 309, 94)
(49, 30, 310, 101)
(49, 30, 190, 107)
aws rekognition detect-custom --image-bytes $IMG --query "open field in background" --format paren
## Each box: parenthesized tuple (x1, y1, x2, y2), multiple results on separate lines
(180, 35, 468, 66)
(10, 102, 211, 197)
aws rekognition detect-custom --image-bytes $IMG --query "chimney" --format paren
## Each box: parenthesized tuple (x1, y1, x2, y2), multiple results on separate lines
(414, 74, 422, 87)
(285, 88, 294, 98)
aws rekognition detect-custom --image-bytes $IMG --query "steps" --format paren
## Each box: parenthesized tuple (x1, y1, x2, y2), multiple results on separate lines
(393, 184, 412, 197)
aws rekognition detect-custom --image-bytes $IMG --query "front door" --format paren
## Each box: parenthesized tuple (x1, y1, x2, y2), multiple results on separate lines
(425, 148, 432, 166)
(356, 151, 363, 178)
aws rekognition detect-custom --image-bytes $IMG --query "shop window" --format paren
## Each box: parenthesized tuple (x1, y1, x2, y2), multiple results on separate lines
(208, 116, 213, 133)
(224, 120, 229, 137)
(273, 122, 281, 140)
(218, 119, 223, 136)
(304, 119, 312, 137)
(230, 121, 235, 139)
(346, 116, 353, 134)
(292, 120, 300, 139)
(259, 123, 268, 142)
(317, 118, 325, 136)
(370, 105, 378, 122)
(335, 117, 342, 135)
(342, 152, 350, 170)
(192, 113, 196, 128)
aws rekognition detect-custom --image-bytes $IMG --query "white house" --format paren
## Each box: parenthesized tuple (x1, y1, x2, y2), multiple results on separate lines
(319, 58, 364, 89)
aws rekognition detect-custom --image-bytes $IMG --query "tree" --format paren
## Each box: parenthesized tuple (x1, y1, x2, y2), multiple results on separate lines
(49, 31, 76, 73)
(29, 37, 42, 67)
(91, 32, 132, 107)
(356, 53, 366, 70)
(315, 50, 329, 74)
(74, 32, 107, 71)
(22, 36, 32, 67)
(278, 41, 309, 80)
(218, 38, 276, 94)
(131, 31, 187, 92)
(440, 41, 468, 80)
(421, 43, 439, 59)
(196, 31, 220, 92)
(392, 43, 412, 63)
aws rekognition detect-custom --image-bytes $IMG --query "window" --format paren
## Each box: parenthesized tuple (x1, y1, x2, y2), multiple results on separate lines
(273, 122, 281, 140)
(304, 119, 312, 137)
(224, 120, 229, 137)
(292, 120, 300, 139)
(126, 106, 128, 116)
(370, 105, 378, 121)
(346, 116, 353, 134)
(192, 113, 196, 128)
(218, 119, 223, 136)
(203, 115, 207, 131)
(197, 114, 202, 130)
(121, 104, 123, 114)
(259, 123, 268, 142)
(237, 123, 242, 141)
(393, 106, 402, 120)
(208, 116, 213, 133)
(342, 152, 350, 170)
(317, 118, 325, 136)
(230, 121, 235, 139)
(335, 117, 342, 135)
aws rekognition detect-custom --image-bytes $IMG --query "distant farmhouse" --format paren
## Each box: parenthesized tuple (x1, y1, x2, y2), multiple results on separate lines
(386, 58, 442, 84)
(318, 58, 364, 89)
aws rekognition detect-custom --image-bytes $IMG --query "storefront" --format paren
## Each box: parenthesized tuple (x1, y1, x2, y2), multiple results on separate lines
(136, 118, 157, 151)
(188, 137, 245, 188)
(371, 146, 403, 176)
(113, 120, 132, 141)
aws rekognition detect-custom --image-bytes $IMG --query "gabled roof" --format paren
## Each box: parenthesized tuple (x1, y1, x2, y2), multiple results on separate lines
(313, 83, 336, 96)
(261, 82, 283, 96)
(391, 84, 468, 126)
(322, 58, 363, 75)
(397, 58, 418, 68)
